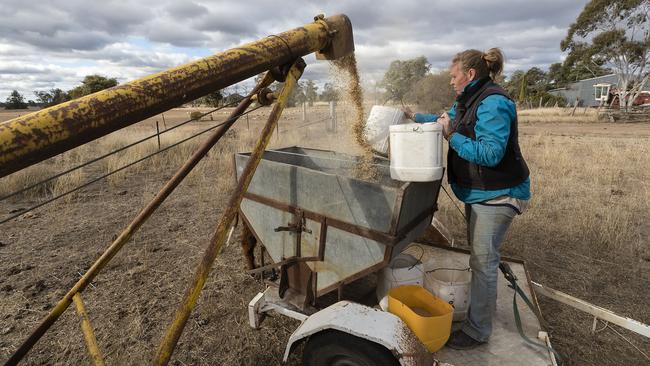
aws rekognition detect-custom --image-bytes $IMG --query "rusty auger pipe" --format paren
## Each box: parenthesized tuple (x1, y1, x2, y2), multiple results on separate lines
(0, 14, 353, 178)
(3, 74, 274, 366)
(152, 59, 306, 366)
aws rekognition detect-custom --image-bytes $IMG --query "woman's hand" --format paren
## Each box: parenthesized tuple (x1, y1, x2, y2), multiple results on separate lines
(401, 107, 416, 121)
(437, 112, 452, 140)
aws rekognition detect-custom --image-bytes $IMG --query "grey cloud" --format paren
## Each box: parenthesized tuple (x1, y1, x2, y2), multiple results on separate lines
(145, 22, 211, 48)
(69, 2, 152, 34)
(0, 1, 152, 51)
(0, 0, 591, 100)
(0, 65, 51, 75)
(19, 31, 115, 52)
(193, 14, 257, 36)
(69, 45, 194, 70)
(166, 2, 210, 19)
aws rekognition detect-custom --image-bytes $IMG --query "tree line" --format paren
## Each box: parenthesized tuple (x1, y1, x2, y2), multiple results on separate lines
(191, 79, 341, 108)
(380, 0, 648, 111)
(4, 75, 343, 110)
(3, 74, 119, 110)
(378, 54, 610, 113)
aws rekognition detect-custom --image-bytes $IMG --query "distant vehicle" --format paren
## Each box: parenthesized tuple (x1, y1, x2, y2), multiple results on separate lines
(597, 84, 650, 108)
(612, 91, 650, 108)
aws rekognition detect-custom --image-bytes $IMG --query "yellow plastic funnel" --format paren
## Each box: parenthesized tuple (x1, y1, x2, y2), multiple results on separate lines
(388, 285, 453, 352)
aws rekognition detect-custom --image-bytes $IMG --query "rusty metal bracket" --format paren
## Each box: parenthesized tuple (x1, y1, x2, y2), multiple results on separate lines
(274, 210, 312, 234)
(274, 209, 313, 259)
(247, 256, 320, 275)
(255, 88, 276, 106)
(269, 58, 297, 82)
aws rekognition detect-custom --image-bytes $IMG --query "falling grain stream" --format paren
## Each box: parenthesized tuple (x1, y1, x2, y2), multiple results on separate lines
(331, 54, 379, 181)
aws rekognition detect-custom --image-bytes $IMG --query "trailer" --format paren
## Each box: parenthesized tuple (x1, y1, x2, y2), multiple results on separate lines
(236, 147, 557, 366)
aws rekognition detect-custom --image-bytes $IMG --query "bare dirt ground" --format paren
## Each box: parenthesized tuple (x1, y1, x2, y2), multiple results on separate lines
(1, 105, 649, 365)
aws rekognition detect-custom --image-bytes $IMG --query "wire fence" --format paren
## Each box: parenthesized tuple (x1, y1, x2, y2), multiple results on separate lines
(0, 99, 339, 225)
(0, 104, 263, 225)
(0, 100, 241, 203)
(278, 115, 332, 133)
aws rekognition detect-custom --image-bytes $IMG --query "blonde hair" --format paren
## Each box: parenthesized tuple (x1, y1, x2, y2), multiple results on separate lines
(452, 48, 504, 80)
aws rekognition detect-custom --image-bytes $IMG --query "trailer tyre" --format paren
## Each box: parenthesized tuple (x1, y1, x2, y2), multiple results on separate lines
(302, 330, 400, 366)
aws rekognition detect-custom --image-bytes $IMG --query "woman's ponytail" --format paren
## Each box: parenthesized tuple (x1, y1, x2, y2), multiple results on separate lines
(482, 48, 504, 79)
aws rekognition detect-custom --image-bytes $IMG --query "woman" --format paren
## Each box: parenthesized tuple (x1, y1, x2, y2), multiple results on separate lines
(404, 48, 530, 350)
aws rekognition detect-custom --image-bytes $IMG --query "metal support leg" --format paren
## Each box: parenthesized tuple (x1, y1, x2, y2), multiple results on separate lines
(153, 59, 306, 366)
(72, 293, 106, 366)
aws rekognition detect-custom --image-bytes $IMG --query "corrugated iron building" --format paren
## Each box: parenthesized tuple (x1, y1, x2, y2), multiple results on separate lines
(549, 74, 650, 107)
(549, 74, 618, 107)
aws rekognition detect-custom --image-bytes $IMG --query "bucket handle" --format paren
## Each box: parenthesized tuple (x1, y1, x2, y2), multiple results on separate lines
(426, 267, 471, 274)
(425, 267, 471, 286)
(389, 257, 425, 280)
(387, 245, 427, 282)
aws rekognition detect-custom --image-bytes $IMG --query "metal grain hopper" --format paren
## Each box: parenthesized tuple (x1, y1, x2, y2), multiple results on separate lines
(236, 147, 442, 306)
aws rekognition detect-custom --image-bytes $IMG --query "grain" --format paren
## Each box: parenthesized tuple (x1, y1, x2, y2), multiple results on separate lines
(331, 54, 378, 181)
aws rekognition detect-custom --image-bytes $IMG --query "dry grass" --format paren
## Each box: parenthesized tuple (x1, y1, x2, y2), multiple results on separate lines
(518, 134, 648, 256)
(518, 106, 602, 123)
(0, 148, 90, 202)
(436, 132, 649, 259)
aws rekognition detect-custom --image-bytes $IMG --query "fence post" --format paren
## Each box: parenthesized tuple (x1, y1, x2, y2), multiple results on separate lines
(571, 99, 579, 116)
(302, 102, 307, 122)
(161, 113, 167, 129)
(156, 121, 161, 150)
(329, 101, 337, 133)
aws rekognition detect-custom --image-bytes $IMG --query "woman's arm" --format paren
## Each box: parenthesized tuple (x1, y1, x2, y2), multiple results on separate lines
(413, 113, 439, 122)
(448, 95, 515, 167)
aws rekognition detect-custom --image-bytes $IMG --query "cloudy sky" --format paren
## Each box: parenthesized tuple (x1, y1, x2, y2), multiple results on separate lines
(0, 0, 589, 101)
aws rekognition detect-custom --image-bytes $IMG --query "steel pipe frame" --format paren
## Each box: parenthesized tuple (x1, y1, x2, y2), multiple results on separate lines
(0, 14, 352, 178)
(2, 75, 274, 366)
(153, 58, 306, 366)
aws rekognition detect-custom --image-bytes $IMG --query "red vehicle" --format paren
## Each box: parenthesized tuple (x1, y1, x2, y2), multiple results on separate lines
(598, 83, 650, 108)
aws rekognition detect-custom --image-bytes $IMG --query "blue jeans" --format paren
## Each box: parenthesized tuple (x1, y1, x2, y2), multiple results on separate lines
(461, 203, 516, 342)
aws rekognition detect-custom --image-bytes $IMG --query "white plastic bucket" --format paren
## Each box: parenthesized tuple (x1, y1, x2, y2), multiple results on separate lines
(376, 253, 424, 311)
(424, 268, 471, 322)
(389, 122, 444, 182)
(365, 106, 407, 156)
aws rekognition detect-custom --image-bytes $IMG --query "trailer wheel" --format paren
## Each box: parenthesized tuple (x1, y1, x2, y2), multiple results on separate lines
(302, 330, 400, 366)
